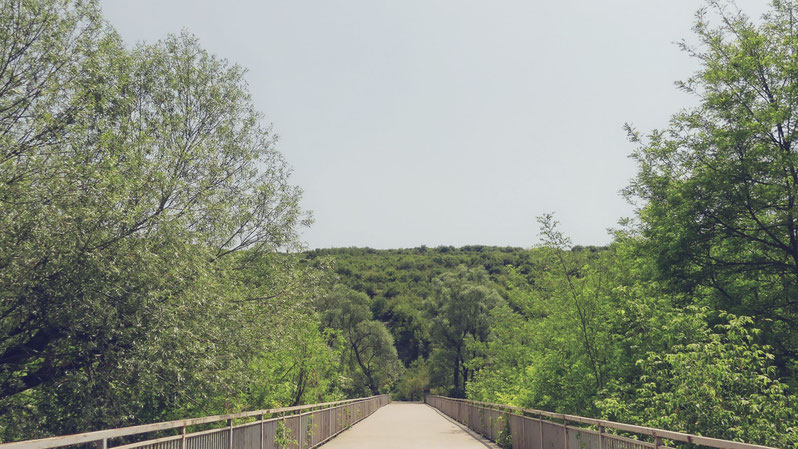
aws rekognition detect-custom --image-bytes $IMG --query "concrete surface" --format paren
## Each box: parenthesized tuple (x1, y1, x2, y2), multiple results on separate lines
(321, 402, 499, 448)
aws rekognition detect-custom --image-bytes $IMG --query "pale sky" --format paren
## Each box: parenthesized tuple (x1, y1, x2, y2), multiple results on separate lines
(102, 0, 770, 249)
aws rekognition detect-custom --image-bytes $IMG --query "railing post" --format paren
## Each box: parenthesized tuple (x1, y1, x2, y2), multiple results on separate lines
(179, 426, 186, 449)
(655, 435, 663, 449)
(598, 425, 604, 449)
(227, 418, 233, 449)
(539, 415, 544, 449)
(259, 414, 265, 449)
(299, 414, 304, 449)
(563, 417, 568, 449)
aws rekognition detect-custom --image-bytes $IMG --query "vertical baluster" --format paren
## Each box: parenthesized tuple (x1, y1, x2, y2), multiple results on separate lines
(539, 415, 544, 449)
(598, 425, 604, 449)
(259, 414, 265, 449)
(179, 426, 186, 449)
(228, 418, 233, 449)
(298, 414, 303, 449)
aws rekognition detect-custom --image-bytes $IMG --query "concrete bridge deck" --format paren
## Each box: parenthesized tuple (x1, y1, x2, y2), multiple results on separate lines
(321, 402, 499, 449)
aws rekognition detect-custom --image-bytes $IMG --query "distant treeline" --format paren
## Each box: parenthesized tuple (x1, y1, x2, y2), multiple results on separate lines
(304, 244, 603, 365)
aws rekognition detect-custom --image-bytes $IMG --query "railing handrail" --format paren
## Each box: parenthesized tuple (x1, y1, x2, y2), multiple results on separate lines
(427, 395, 778, 449)
(0, 395, 389, 449)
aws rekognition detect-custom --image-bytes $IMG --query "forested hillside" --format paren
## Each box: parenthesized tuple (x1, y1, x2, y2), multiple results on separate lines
(2, 0, 798, 448)
(307, 217, 798, 448)
(304, 244, 597, 365)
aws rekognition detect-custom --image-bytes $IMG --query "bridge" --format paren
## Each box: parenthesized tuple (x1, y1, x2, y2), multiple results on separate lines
(0, 395, 778, 449)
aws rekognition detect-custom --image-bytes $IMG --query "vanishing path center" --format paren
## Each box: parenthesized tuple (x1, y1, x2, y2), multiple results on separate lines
(321, 401, 499, 449)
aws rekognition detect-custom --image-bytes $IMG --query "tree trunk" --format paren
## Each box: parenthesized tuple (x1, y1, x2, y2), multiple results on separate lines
(452, 347, 462, 397)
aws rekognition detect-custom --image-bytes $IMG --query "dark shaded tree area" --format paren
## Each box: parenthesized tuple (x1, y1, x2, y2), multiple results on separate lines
(303, 245, 574, 367)
(303, 245, 605, 398)
(318, 285, 402, 396)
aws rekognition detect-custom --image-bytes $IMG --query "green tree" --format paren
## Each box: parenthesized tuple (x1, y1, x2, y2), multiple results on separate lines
(396, 358, 430, 401)
(466, 296, 533, 406)
(0, 0, 105, 188)
(383, 295, 430, 366)
(246, 319, 343, 408)
(599, 314, 798, 448)
(427, 266, 502, 397)
(320, 286, 402, 395)
(538, 213, 610, 392)
(626, 0, 798, 379)
(0, 2, 311, 438)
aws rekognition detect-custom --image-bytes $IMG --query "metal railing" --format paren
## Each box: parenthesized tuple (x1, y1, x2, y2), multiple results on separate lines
(426, 396, 778, 449)
(1, 395, 390, 449)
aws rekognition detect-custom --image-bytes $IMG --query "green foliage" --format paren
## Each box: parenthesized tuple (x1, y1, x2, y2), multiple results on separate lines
(495, 414, 512, 449)
(0, 0, 325, 440)
(626, 0, 798, 380)
(598, 314, 798, 448)
(428, 267, 503, 397)
(395, 358, 430, 401)
(319, 286, 403, 395)
(2, 1, 797, 447)
(274, 420, 296, 449)
(468, 218, 798, 447)
(538, 214, 610, 391)
(596, 1, 798, 444)
(246, 318, 343, 408)
(467, 217, 622, 414)
(466, 289, 533, 406)
(305, 245, 549, 367)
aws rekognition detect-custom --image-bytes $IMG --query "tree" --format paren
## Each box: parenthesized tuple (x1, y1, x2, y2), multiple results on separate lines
(465, 296, 533, 406)
(246, 317, 343, 408)
(427, 266, 502, 397)
(538, 214, 609, 392)
(396, 358, 430, 401)
(383, 295, 430, 366)
(626, 0, 798, 378)
(0, 1, 311, 438)
(0, 0, 104, 188)
(598, 314, 798, 448)
(320, 286, 402, 395)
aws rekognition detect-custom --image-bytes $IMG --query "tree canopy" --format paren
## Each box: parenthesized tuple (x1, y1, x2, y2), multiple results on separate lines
(0, 0, 320, 439)
(627, 0, 798, 381)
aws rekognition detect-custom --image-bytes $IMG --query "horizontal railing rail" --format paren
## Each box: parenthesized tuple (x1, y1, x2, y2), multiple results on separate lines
(426, 395, 778, 449)
(1, 395, 391, 449)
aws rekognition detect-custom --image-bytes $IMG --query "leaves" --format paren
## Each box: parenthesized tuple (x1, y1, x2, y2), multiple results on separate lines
(319, 285, 402, 396)
(627, 0, 798, 372)
(598, 314, 798, 447)
(0, 1, 316, 440)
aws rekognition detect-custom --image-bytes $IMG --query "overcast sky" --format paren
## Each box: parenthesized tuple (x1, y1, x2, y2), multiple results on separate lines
(102, 0, 770, 249)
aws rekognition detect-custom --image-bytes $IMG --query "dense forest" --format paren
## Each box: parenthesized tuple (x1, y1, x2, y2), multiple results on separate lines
(2, 0, 798, 447)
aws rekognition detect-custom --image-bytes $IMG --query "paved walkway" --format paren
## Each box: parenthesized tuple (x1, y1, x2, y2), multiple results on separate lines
(322, 402, 499, 448)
